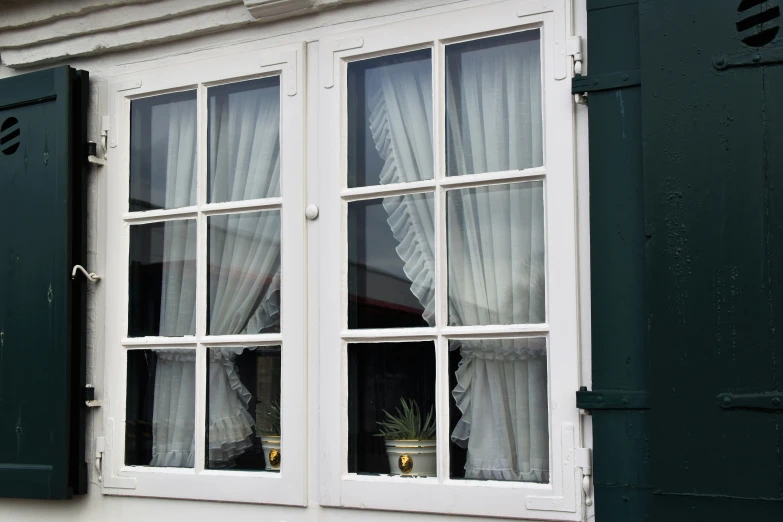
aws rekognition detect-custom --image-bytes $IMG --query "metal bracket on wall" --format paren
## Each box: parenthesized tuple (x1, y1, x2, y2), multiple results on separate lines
(71, 265, 101, 282)
(576, 386, 650, 413)
(713, 46, 783, 70)
(84, 384, 102, 408)
(717, 391, 783, 411)
(572, 69, 641, 94)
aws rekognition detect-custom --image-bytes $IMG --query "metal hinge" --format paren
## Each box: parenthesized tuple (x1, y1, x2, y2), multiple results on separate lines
(87, 116, 110, 166)
(567, 36, 586, 104)
(84, 384, 102, 408)
(95, 436, 105, 483)
(575, 447, 593, 507)
(567, 36, 583, 75)
(577, 386, 650, 412)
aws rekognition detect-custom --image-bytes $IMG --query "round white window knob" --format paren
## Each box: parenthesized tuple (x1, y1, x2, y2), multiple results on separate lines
(305, 204, 319, 220)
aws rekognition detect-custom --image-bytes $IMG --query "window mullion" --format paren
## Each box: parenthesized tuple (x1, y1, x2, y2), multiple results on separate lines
(433, 39, 449, 483)
(194, 83, 209, 474)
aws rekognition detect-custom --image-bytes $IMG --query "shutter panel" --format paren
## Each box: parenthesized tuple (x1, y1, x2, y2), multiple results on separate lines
(0, 66, 89, 499)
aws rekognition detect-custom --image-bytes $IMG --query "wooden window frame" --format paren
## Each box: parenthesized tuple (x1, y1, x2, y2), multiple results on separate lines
(316, 1, 585, 519)
(101, 42, 308, 506)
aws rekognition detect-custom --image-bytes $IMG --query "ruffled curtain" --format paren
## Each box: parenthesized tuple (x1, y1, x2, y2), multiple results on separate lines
(151, 81, 281, 467)
(367, 35, 547, 482)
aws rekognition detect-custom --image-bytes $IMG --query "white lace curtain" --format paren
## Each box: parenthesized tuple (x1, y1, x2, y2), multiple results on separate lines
(150, 81, 281, 467)
(367, 35, 548, 482)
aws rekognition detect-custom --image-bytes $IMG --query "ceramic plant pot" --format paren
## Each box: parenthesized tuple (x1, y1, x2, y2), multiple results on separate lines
(384, 439, 436, 477)
(260, 435, 281, 471)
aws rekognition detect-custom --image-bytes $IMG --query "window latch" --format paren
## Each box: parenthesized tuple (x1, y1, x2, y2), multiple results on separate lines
(575, 447, 592, 507)
(72, 265, 101, 282)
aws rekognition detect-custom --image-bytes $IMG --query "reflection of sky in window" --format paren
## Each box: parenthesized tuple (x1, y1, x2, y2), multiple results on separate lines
(356, 199, 409, 281)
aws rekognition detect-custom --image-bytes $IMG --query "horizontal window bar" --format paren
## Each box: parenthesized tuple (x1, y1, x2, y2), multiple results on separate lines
(123, 206, 198, 224)
(341, 180, 436, 201)
(201, 197, 283, 215)
(341, 328, 437, 342)
(199, 334, 283, 346)
(122, 336, 197, 347)
(440, 324, 549, 339)
(439, 167, 546, 190)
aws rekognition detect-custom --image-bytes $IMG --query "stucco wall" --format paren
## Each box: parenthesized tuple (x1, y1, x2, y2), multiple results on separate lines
(0, 1, 592, 520)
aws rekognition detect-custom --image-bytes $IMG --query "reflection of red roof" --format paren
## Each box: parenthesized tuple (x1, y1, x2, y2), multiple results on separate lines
(348, 294, 424, 316)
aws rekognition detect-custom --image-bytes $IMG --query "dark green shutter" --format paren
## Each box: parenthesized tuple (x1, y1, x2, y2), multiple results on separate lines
(580, 0, 783, 520)
(641, 0, 783, 519)
(0, 66, 89, 499)
(574, 1, 651, 520)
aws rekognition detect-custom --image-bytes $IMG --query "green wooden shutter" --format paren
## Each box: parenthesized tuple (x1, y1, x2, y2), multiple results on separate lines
(641, 0, 783, 519)
(0, 66, 89, 499)
(574, 1, 651, 520)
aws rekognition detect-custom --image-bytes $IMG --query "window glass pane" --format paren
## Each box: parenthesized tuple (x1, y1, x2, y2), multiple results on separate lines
(348, 342, 436, 476)
(347, 50, 433, 188)
(208, 211, 281, 335)
(209, 77, 281, 203)
(129, 220, 197, 337)
(446, 30, 543, 176)
(206, 346, 281, 471)
(449, 337, 549, 483)
(130, 91, 197, 211)
(447, 181, 544, 326)
(348, 194, 434, 329)
(126, 349, 195, 468)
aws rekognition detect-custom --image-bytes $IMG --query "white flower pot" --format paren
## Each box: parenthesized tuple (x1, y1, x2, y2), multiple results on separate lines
(260, 435, 281, 471)
(384, 439, 436, 477)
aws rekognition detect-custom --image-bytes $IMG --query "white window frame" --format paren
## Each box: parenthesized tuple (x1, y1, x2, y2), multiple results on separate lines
(317, 1, 584, 520)
(101, 41, 307, 506)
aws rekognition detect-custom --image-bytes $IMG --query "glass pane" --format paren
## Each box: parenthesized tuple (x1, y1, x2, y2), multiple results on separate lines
(209, 77, 281, 203)
(449, 337, 549, 483)
(129, 220, 197, 337)
(130, 91, 197, 211)
(446, 30, 543, 177)
(126, 349, 195, 468)
(208, 211, 281, 335)
(348, 342, 436, 476)
(447, 181, 544, 326)
(348, 194, 434, 329)
(206, 346, 281, 471)
(347, 49, 433, 188)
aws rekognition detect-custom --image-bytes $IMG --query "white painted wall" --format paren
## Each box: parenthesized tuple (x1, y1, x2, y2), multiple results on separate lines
(0, 0, 592, 520)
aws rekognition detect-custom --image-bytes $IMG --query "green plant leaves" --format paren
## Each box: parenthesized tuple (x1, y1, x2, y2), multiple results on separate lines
(375, 398, 435, 440)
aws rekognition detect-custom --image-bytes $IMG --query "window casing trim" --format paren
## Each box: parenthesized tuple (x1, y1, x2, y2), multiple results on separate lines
(317, 1, 584, 520)
(102, 41, 307, 506)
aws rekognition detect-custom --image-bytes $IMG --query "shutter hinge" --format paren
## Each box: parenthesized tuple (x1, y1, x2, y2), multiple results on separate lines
(84, 384, 102, 408)
(567, 36, 587, 104)
(95, 436, 105, 483)
(577, 386, 650, 412)
(567, 36, 583, 75)
(87, 116, 110, 167)
(575, 447, 592, 507)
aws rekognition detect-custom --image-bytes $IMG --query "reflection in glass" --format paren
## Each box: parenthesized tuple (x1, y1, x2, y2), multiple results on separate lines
(208, 211, 281, 335)
(206, 346, 281, 471)
(125, 349, 195, 468)
(347, 49, 433, 188)
(129, 220, 197, 337)
(130, 91, 197, 211)
(209, 77, 281, 203)
(348, 194, 434, 329)
(447, 181, 545, 326)
(348, 342, 436, 476)
(446, 30, 543, 176)
(449, 337, 548, 483)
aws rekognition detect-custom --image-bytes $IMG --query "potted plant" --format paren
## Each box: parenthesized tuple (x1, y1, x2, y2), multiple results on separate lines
(255, 399, 281, 470)
(376, 398, 436, 477)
